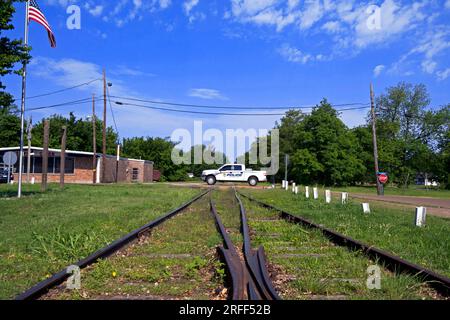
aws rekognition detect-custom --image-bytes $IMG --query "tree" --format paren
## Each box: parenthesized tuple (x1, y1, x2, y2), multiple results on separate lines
(31, 113, 118, 154)
(1, 0, 30, 112)
(273, 110, 305, 181)
(122, 137, 185, 181)
(293, 101, 365, 185)
(375, 83, 448, 187)
(0, 1, 30, 147)
(267, 101, 365, 186)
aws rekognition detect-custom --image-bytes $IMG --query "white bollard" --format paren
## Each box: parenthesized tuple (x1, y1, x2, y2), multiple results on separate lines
(285, 181, 289, 191)
(305, 186, 310, 199)
(341, 192, 348, 204)
(295, 186, 298, 194)
(362, 203, 371, 214)
(325, 190, 331, 203)
(415, 207, 427, 227)
(292, 182, 296, 193)
(282, 180, 285, 188)
(313, 187, 319, 200)
(31, 177, 35, 185)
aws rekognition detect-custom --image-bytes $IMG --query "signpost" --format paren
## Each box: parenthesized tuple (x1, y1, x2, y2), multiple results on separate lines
(3, 152, 18, 184)
(377, 172, 388, 195)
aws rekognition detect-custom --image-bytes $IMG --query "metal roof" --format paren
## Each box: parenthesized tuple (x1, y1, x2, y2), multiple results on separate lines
(0, 147, 153, 164)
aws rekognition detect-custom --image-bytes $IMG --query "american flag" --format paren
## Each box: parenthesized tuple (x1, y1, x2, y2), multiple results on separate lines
(28, 0, 56, 48)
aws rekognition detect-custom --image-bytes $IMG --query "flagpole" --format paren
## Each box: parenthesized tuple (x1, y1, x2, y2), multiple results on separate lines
(18, 0, 30, 198)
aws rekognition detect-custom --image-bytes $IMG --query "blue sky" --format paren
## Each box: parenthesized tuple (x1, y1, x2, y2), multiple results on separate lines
(4, 0, 450, 159)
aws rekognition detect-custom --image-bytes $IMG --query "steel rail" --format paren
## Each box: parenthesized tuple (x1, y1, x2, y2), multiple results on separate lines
(209, 195, 280, 300)
(238, 191, 450, 297)
(209, 199, 246, 300)
(235, 191, 281, 300)
(16, 190, 211, 300)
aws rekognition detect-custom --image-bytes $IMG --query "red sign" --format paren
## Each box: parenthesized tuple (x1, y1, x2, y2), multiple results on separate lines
(378, 173, 388, 184)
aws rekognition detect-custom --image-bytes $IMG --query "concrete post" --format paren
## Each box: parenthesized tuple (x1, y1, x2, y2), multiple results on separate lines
(341, 192, 348, 204)
(325, 190, 331, 203)
(415, 207, 427, 227)
(362, 203, 371, 214)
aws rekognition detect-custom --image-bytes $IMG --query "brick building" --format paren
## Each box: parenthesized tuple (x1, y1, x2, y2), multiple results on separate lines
(0, 147, 154, 184)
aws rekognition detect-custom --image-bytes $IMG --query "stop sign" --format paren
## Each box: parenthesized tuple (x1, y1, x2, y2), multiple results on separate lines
(378, 173, 388, 184)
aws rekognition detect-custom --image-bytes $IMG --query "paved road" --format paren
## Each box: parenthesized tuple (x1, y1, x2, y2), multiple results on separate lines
(340, 193, 450, 218)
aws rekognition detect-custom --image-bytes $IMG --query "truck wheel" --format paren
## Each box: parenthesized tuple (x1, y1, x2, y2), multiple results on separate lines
(248, 176, 258, 186)
(206, 175, 217, 185)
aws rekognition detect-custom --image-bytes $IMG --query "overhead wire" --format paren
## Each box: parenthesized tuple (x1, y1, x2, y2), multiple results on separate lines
(113, 100, 371, 117)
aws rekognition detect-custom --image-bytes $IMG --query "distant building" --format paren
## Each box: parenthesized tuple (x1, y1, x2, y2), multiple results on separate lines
(415, 173, 439, 187)
(0, 147, 154, 184)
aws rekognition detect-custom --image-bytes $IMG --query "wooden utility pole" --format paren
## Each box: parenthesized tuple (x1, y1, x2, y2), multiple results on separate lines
(60, 126, 67, 189)
(92, 94, 97, 184)
(102, 69, 107, 184)
(41, 120, 50, 192)
(370, 83, 383, 196)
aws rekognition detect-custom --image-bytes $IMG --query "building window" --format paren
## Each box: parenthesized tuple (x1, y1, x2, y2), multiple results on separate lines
(15, 156, 75, 174)
(132, 168, 139, 181)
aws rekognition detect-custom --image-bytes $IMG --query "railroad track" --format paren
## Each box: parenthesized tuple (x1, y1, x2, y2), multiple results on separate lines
(209, 190, 280, 300)
(237, 190, 450, 297)
(17, 187, 280, 301)
(16, 189, 211, 300)
(15, 187, 449, 300)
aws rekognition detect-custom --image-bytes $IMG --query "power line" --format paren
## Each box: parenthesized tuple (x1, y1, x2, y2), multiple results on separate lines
(26, 79, 102, 100)
(113, 100, 370, 117)
(106, 86, 119, 136)
(110, 95, 370, 110)
(27, 97, 103, 111)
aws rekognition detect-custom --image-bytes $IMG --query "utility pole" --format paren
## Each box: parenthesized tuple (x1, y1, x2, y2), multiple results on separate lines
(102, 69, 107, 184)
(284, 154, 289, 183)
(370, 83, 383, 196)
(26, 116, 32, 183)
(92, 94, 97, 184)
(41, 120, 49, 192)
(60, 126, 67, 189)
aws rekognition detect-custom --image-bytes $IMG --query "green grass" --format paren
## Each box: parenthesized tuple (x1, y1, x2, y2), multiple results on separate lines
(328, 185, 450, 198)
(244, 197, 435, 299)
(45, 196, 225, 300)
(239, 188, 450, 279)
(0, 183, 199, 299)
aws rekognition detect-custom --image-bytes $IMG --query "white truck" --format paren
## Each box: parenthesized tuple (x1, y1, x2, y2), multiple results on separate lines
(201, 164, 267, 186)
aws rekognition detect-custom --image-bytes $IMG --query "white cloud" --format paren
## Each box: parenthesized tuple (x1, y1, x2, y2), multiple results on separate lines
(183, 0, 199, 15)
(278, 44, 312, 64)
(277, 44, 330, 64)
(446, 0, 450, 10)
(437, 68, 450, 80)
(188, 88, 227, 100)
(29, 56, 138, 98)
(84, 3, 103, 17)
(389, 27, 450, 79)
(322, 21, 342, 34)
(373, 65, 385, 77)
(159, 0, 171, 9)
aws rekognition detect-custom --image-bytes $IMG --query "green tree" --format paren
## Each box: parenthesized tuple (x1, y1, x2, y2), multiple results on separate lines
(122, 136, 186, 181)
(1, 0, 30, 112)
(31, 113, 118, 154)
(375, 83, 447, 187)
(0, 1, 30, 146)
(292, 101, 364, 186)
